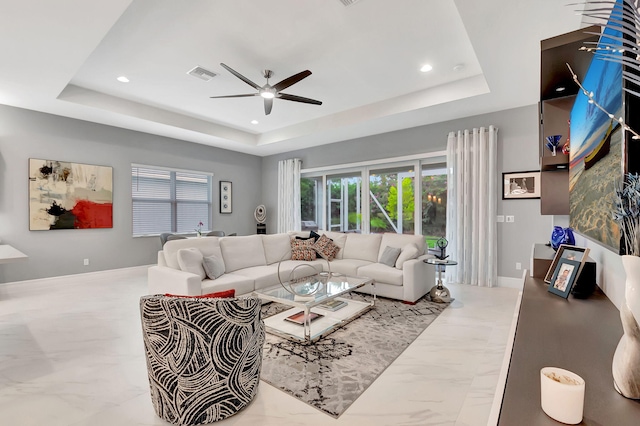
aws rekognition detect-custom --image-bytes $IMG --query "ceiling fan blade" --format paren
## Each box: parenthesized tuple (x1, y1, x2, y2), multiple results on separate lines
(209, 93, 259, 99)
(272, 70, 312, 92)
(264, 98, 273, 115)
(220, 63, 262, 90)
(278, 93, 322, 105)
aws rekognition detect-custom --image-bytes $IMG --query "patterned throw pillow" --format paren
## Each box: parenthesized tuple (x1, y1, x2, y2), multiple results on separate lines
(313, 234, 340, 261)
(291, 239, 317, 261)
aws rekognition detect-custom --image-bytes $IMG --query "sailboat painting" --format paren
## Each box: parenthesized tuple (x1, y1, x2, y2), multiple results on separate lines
(569, 25, 623, 251)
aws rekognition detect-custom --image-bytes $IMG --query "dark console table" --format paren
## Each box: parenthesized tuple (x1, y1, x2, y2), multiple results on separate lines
(498, 276, 640, 425)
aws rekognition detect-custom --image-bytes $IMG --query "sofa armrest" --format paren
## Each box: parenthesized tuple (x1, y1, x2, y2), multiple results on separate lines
(157, 250, 167, 267)
(401, 257, 436, 303)
(147, 266, 202, 296)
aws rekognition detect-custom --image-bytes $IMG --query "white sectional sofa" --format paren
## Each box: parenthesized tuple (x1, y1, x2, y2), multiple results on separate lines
(148, 231, 436, 303)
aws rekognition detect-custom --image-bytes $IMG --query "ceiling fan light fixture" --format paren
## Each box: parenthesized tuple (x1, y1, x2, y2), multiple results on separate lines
(260, 89, 275, 99)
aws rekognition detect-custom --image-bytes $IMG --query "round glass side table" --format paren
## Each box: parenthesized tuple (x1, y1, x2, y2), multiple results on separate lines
(424, 259, 458, 303)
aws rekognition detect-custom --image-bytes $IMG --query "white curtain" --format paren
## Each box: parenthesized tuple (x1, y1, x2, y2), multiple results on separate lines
(446, 126, 498, 287)
(277, 158, 302, 233)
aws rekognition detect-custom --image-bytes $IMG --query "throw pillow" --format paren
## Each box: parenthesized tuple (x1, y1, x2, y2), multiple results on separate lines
(202, 254, 225, 280)
(177, 248, 206, 280)
(294, 230, 322, 242)
(291, 239, 317, 261)
(379, 246, 401, 267)
(313, 234, 340, 261)
(395, 244, 419, 269)
(165, 289, 235, 298)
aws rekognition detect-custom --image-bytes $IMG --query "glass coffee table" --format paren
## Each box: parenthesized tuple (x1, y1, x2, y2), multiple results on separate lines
(254, 274, 375, 344)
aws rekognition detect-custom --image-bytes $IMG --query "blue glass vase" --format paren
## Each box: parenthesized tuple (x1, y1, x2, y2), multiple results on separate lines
(550, 226, 565, 250)
(550, 226, 575, 250)
(564, 227, 575, 246)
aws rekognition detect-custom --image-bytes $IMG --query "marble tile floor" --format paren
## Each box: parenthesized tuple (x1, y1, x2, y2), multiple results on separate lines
(0, 267, 521, 426)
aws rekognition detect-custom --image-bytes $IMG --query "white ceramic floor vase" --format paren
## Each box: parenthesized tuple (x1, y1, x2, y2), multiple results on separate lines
(612, 255, 640, 399)
(540, 367, 585, 424)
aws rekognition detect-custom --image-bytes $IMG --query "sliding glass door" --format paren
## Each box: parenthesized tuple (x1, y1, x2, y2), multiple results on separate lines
(326, 173, 362, 232)
(369, 166, 415, 234)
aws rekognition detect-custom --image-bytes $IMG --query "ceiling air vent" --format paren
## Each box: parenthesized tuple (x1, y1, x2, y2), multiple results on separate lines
(338, 0, 361, 6)
(187, 66, 217, 82)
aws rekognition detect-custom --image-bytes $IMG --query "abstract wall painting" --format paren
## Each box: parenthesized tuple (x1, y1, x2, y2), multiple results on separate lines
(29, 158, 113, 230)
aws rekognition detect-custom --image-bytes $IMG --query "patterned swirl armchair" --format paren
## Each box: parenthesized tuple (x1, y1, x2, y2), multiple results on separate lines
(139, 294, 264, 425)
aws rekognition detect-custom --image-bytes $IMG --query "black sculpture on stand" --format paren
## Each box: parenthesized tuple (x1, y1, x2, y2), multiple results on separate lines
(435, 237, 449, 260)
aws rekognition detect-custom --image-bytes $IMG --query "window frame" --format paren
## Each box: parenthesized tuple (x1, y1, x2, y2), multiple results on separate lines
(300, 151, 446, 235)
(131, 163, 213, 237)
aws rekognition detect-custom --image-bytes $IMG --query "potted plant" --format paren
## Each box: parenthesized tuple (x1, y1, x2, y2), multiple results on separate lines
(611, 172, 640, 399)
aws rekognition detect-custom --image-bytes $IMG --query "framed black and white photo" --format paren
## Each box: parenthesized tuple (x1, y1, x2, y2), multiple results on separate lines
(544, 244, 590, 284)
(220, 181, 232, 214)
(548, 258, 581, 298)
(502, 171, 541, 199)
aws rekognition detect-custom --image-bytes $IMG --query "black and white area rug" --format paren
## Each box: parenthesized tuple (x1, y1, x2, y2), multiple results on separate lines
(259, 293, 449, 418)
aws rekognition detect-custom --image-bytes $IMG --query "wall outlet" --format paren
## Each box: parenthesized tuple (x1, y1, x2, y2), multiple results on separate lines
(496, 215, 504, 222)
(506, 215, 515, 223)
(83, 258, 89, 266)
(516, 262, 522, 270)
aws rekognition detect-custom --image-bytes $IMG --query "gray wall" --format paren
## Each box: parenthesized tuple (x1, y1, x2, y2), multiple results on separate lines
(261, 104, 551, 280)
(0, 105, 262, 283)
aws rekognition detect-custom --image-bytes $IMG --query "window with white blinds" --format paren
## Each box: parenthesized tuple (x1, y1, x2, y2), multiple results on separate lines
(131, 165, 212, 237)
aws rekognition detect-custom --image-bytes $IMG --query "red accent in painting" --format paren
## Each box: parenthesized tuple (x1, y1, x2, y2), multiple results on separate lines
(71, 200, 113, 229)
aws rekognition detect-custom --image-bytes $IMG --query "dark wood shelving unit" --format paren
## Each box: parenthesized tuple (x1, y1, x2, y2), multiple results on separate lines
(539, 27, 599, 215)
(498, 275, 640, 425)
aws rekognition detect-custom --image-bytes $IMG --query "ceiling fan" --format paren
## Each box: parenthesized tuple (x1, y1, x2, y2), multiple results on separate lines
(210, 63, 322, 115)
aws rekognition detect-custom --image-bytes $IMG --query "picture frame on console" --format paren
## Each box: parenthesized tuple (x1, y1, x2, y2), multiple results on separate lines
(220, 181, 232, 214)
(502, 171, 541, 200)
(548, 258, 581, 298)
(544, 244, 590, 284)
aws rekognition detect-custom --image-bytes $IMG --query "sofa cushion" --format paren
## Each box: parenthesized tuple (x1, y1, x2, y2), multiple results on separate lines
(357, 263, 404, 286)
(328, 259, 372, 276)
(163, 237, 223, 270)
(313, 234, 340, 261)
(202, 255, 225, 279)
(322, 232, 348, 260)
(342, 233, 382, 262)
(379, 246, 401, 267)
(201, 274, 255, 296)
(378, 233, 426, 260)
(230, 265, 287, 290)
(177, 248, 206, 280)
(220, 235, 267, 273)
(291, 239, 317, 261)
(396, 244, 419, 269)
(262, 234, 292, 264)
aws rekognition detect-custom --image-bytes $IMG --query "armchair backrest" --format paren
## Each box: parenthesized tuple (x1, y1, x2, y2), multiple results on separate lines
(139, 295, 264, 424)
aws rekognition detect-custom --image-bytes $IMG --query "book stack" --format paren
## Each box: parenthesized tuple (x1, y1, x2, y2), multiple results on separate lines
(318, 299, 347, 311)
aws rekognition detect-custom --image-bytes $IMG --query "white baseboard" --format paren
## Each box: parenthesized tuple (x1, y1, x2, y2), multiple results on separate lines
(497, 270, 526, 290)
(0, 265, 151, 290)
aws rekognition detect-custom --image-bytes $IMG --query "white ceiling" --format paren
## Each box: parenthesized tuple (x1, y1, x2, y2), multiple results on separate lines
(0, 0, 585, 156)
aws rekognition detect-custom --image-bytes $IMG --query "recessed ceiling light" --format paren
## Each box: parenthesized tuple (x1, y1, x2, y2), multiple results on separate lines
(117, 76, 130, 83)
(420, 64, 433, 73)
(556, 86, 566, 92)
(251, 120, 259, 125)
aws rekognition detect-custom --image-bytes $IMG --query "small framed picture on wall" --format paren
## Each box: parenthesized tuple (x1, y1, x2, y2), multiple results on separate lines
(220, 181, 232, 214)
(502, 170, 541, 199)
